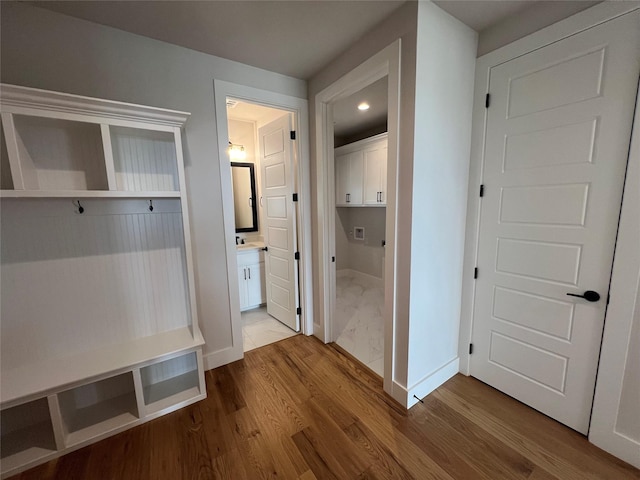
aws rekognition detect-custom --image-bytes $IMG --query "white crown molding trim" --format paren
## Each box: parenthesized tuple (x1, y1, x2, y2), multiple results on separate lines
(1, 83, 190, 127)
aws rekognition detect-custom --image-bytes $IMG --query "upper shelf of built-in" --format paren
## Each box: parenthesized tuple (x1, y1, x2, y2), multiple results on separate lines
(0, 83, 190, 199)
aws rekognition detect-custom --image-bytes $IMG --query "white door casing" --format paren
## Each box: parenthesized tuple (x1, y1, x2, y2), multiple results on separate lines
(259, 114, 300, 332)
(470, 12, 640, 434)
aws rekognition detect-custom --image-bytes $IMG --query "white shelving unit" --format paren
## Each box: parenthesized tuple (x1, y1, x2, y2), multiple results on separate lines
(0, 84, 206, 478)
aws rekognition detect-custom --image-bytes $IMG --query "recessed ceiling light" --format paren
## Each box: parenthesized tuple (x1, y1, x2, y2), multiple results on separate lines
(358, 102, 370, 111)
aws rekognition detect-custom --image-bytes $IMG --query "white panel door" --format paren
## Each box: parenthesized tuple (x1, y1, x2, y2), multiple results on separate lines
(259, 114, 299, 331)
(471, 12, 640, 434)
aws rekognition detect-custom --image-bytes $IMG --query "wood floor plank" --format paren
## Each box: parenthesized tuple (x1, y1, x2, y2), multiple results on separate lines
(10, 335, 639, 480)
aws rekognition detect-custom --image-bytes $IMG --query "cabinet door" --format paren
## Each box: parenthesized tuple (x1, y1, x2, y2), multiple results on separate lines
(347, 152, 364, 205)
(335, 153, 350, 206)
(363, 145, 386, 205)
(238, 266, 248, 311)
(379, 144, 387, 205)
(246, 262, 264, 308)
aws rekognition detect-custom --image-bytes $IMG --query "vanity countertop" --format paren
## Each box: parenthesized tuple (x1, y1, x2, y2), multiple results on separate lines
(236, 241, 265, 252)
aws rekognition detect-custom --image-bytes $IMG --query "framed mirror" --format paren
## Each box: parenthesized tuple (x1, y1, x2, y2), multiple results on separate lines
(231, 162, 258, 232)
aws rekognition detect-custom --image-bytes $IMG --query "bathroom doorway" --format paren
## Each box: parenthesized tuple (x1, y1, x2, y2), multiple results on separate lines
(226, 100, 301, 352)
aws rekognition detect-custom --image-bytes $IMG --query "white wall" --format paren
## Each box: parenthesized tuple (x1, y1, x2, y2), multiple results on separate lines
(336, 207, 386, 278)
(404, 1, 477, 403)
(0, 2, 306, 368)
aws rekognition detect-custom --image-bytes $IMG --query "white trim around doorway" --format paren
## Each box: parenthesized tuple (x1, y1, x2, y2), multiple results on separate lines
(210, 80, 312, 370)
(314, 40, 401, 396)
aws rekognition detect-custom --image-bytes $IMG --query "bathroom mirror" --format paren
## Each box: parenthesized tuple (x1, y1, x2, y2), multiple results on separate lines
(231, 162, 258, 232)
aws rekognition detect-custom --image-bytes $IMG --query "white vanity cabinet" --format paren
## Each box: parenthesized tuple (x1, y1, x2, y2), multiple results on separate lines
(237, 249, 266, 311)
(335, 133, 387, 206)
(0, 84, 206, 478)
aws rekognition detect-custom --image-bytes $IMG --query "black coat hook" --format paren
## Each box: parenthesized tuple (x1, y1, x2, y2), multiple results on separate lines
(75, 200, 84, 214)
(148, 200, 154, 212)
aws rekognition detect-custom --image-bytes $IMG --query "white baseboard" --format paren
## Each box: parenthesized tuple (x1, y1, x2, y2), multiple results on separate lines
(394, 357, 459, 408)
(203, 344, 243, 371)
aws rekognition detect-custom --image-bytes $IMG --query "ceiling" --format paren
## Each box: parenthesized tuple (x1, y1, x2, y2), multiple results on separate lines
(433, 1, 537, 32)
(227, 100, 287, 127)
(27, 1, 582, 80)
(333, 77, 388, 138)
(29, 0, 406, 80)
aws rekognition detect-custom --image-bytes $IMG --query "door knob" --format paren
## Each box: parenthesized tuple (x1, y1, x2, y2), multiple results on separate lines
(261, 246, 268, 252)
(566, 290, 600, 302)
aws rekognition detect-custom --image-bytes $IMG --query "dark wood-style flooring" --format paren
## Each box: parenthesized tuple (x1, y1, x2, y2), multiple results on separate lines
(11, 334, 639, 479)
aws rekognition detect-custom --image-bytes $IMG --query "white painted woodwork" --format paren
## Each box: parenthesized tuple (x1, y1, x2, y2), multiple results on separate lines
(0, 85, 206, 478)
(363, 142, 387, 205)
(589, 76, 640, 468)
(334, 133, 387, 207)
(110, 126, 179, 192)
(470, 12, 640, 434)
(259, 115, 299, 331)
(237, 249, 266, 311)
(335, 152, 363, 206)
(1, 118, 14, 190)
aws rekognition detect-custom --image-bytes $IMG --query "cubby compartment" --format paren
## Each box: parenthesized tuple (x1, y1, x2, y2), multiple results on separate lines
(110, 126, 179, 192)
(1, 399, 57, 472)
(12, 115, 108, 191)
(141, 351, 201, 415)
(57, 373, 138, 447)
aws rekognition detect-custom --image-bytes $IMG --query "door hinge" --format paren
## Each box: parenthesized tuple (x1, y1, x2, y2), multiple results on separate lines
(479, 184, 484, 197)
(290, 130, 296, 140)
(474, 267, 478, 279)
(485, 93, 491, 108)
(294, 251, 300, 260)
(469, 344, 474, 355)
(296, 307, 302, 315)
(332, 256, 336, 263)
(292, 193, 298, 202)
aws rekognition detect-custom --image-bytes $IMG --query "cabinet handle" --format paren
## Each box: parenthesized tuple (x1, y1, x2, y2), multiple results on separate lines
(379, 191, 383, 203)
(377, 192, 380, 202)
(346, 193, 350, 203)
(244, 268, 246, 280)
(248, 268, 251, 279)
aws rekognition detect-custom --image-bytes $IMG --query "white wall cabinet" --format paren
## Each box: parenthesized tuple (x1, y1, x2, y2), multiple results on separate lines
(237, 249, 266, 311)
(0, 84, 206, 478)
(335, 133, 387, 207)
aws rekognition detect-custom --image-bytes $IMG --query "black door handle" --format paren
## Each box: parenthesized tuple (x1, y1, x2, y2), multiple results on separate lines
(261, 246, 268, 252)
(566, 290, 600, 302)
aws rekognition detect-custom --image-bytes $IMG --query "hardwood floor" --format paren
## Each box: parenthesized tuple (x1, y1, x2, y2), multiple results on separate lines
(12, 334, 639, 480)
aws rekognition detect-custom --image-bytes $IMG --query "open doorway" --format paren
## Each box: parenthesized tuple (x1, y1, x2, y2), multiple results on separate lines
(314, 40, 400, 394)
(332, 77, 388, 376)
(226, 99, 300, 352)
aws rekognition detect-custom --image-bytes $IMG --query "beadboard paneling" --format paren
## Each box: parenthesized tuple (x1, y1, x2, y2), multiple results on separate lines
(110, 127, 179, 192)
(140, 351, 198, 386)
(13, 115, 107, 191)
(0, 201, 192, 372)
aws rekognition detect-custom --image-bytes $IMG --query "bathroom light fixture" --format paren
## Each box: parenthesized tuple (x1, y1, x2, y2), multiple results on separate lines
(358, 102, 370, 111)
(228, 142, 247, 160)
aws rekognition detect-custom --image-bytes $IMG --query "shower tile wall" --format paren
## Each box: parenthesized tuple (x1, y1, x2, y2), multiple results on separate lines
(335, 270, 384, 376)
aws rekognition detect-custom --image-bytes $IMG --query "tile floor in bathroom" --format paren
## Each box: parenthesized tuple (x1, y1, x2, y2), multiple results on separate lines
(242, 306, 298, 352)
(334, 270, 384, 377)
